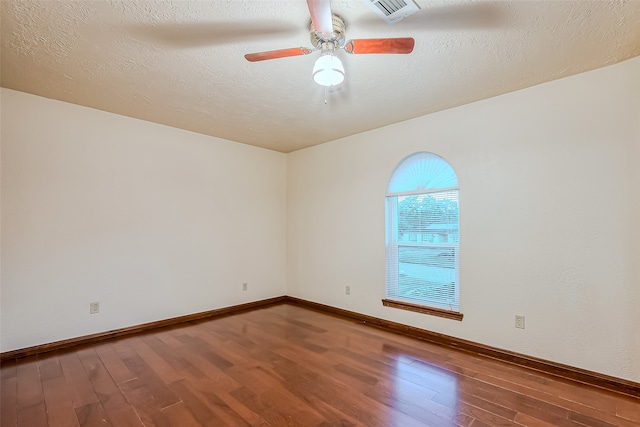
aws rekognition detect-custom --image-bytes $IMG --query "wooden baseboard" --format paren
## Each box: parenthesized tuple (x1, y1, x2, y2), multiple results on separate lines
(0, 296, 287, 363)
(284, 296, 640, 399)
(2, 294, 638, 399)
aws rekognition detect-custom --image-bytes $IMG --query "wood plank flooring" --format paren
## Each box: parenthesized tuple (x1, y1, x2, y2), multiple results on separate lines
(1, 303, 638, 426)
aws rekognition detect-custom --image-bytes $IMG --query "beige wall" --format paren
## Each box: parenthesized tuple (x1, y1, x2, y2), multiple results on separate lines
(2, 57, 639, 383)
(634, 69, 640, 373)
(287, 57, 640, 382)
(0, 89, 287, 352)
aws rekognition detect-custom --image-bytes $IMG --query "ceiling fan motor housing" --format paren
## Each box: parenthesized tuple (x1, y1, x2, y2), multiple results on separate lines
(309, 14, 346, 48)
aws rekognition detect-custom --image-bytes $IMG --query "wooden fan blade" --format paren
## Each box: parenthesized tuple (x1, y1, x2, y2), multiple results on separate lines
(307, 0, 333, 36)
(245, 47, 313, 62)
(344, 38, 415, 54)
(123, 21, 299, 48)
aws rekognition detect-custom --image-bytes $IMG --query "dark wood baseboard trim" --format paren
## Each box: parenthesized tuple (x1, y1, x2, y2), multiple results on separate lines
(284, 296, 640, 399)
(3, 294, 638, 399)
(0, 296, 287, 363)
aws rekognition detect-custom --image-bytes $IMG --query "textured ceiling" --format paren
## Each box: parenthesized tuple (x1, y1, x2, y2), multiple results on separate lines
(2, 0, 639, 153)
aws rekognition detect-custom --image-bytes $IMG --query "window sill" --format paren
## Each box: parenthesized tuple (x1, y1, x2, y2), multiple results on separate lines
(382, 299, 463, 321)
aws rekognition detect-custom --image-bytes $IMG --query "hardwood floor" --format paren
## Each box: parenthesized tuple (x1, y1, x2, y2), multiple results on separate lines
(1, 303, 638, 426)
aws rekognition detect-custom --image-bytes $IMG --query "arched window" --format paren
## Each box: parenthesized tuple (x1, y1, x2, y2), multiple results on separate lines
(383, 152, 462, 320)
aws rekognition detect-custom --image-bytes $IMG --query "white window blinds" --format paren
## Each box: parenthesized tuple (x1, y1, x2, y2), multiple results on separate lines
(386, 153, 460, 312)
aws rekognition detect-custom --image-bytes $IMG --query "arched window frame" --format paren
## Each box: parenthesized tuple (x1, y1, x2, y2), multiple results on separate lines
(383, 152, 463, 321)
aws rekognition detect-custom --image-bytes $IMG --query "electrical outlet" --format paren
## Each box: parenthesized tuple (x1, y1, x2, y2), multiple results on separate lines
(515, 315, 525, 329)
(242, 282, 248, 292)
(90, 302, 99, 314)
(345, 285, 351, 296)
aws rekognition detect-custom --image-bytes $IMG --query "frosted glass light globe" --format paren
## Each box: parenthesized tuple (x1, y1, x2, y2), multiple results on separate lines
(312, 54, 345, 86)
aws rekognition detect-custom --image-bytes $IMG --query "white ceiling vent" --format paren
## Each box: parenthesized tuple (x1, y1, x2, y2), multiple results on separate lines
(363, 0, 420, 24)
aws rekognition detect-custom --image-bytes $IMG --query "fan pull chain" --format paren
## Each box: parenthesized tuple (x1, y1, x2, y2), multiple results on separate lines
(324, 87, 327, 105)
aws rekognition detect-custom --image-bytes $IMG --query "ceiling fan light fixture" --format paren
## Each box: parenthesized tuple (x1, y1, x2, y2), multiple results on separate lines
(312, 53, 345, 86)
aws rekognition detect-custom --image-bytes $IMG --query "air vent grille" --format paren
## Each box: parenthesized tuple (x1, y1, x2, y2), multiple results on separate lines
(364, 0, 420, 23)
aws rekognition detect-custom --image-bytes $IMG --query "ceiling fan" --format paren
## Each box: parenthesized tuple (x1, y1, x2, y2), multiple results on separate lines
(244, 0, 415, 87)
